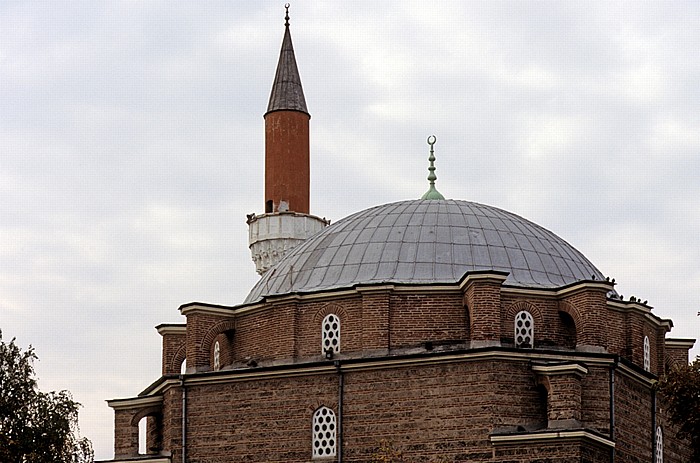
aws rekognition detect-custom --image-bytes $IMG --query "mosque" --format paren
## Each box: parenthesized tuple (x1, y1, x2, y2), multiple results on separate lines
(103, 7, 695, 463)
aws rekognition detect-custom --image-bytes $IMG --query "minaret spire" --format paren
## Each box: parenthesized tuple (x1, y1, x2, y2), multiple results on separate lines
(248, 5, 329, 276)
(421, 135, 445, 200)
(266, 4, 308, 116)
(263, 3, 310, 215)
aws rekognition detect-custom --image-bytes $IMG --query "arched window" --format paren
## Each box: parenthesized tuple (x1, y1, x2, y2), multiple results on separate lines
(322, 314, 340, 355)
(213, 341, 220, 371)
(180, 358, 187, 375)
(312, 406, 337, 458)
(514, 311, 534, 348)
(655, 426, 663, 463)
(138, 416, 147, 455)
(644, 336, 651, 371)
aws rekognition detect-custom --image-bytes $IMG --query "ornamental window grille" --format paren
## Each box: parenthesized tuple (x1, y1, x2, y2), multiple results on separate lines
(312, 406, 337, 458)
(644, 336, 651, 371)
(322, 314, 340, 355)
(213, 341, 220, 371)
(514, 311, 534, 348)
(655, 426, 663, 463)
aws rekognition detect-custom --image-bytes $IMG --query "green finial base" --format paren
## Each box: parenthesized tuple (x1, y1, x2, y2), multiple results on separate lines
(421, 187, 445, 200)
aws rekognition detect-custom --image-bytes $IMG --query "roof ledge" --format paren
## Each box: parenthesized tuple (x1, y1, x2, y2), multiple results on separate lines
(179, 302, 236, 317)
(107, 395, 163, 410)
(490, 428, 615, 448)
(532, 361, 589, 377)
(458, 270, 509, 290)
(155, 323, 186, 336)
(665, 338, 696, 349)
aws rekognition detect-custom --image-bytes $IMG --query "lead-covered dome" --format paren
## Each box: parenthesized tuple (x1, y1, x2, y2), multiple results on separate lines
(245, 199, 604, 303)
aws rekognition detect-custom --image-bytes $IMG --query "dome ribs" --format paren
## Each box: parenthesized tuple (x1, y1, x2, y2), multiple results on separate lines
(244, 199, 606, 304)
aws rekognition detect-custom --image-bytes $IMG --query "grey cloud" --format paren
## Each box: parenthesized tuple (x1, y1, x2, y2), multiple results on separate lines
(1, 2, 699, 460)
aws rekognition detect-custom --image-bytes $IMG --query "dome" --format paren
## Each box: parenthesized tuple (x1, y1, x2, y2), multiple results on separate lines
(245, 199, 605, 303)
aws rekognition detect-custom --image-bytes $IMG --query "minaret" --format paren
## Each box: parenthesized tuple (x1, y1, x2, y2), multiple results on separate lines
(248, 5, 328, 275)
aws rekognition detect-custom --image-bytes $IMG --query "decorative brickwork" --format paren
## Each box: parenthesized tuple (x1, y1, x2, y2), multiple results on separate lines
(169, 344, 186, 375)
(314, 302, 348, 324)
(201, 320, 235, 370)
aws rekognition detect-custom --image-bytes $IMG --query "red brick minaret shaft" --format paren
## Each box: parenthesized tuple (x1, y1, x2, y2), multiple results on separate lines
(248, 7, 327, 276)
(264, 11, 310, 214)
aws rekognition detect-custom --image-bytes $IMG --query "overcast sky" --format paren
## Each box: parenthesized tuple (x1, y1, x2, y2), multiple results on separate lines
(1, 1, 699, 460)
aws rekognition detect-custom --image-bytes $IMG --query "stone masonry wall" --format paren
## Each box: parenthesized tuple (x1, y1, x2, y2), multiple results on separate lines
(614, 371, 653, 463)
(175, 358, 560, 463)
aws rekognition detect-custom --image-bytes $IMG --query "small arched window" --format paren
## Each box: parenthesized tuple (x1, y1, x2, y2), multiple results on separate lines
(514, 311, 534, 348)
(213, 341, 221, 371)
(655, 426, 663, 463)
(322, 314, 340, 355)
(643, 336, 651, 372)
(138, 416, 147, 455)
(312, 406, 337, 458)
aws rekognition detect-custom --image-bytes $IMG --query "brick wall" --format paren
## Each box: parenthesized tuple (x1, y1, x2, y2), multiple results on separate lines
(389, 292, 466, 349)
(160, 329, 186, 375)
(561, 288, 608, 349)
(111, 282, 693, 461)
(177, 360, 551, 462)
(465, 277, 503, 343)
(580, 366, 610, 434)
(184, 374, 337, 461)
(181, 284, 675, 375)
(151, 357, 679, 462)
(614, 371, 653, 462)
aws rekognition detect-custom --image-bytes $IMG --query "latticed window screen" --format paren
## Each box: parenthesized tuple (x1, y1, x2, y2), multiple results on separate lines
(514, 311, 534, 348)
(655, 426, 663, 463)
(643, 336, 651, 371)
(322, 314, 340, 354)
(312, 406, 337, 458)
(213, 341, 220, 371)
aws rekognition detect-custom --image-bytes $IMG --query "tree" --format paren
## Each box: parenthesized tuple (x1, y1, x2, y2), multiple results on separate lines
(0, 330, 93, 463)
(656, 357, 700, 460)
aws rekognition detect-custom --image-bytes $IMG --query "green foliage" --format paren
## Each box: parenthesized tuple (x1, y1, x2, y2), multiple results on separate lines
(656, 356, 700, 460)
(0, 330, 93, 463)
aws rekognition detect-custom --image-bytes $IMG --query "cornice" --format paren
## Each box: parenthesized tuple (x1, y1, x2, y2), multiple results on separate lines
(500, 280, 614, 299)
(132, 348, 617, 398)
(490, 429, 615, 448)
(155, 324, 186, 336)
(532, 363, 589, 377)
(179, 303, 236, 317)
(615, 359, 656, 386)
(355, 285, 395, 294)
(607, 300, 673, 331)
(665, 338, 696, 349)
(107, 395, 163, 410)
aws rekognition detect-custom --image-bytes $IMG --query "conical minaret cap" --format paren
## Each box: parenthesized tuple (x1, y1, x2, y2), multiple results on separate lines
(266, 5, 309, 116)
